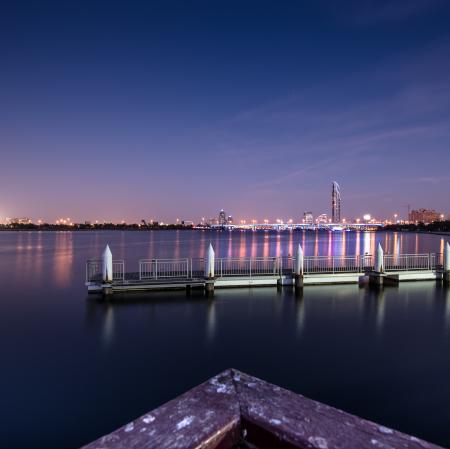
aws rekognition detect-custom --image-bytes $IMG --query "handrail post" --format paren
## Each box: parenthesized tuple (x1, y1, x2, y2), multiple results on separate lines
(249, 259, 252, 278)
(155, 259, 158, 280)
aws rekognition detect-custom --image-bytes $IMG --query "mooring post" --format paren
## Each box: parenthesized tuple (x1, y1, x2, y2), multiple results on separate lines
(205, 243, 215, 295)
(370, 243, 384, 287)
(294, 244, 304, 291)
(444, 242, 450, 286)
(375, 243, 384, 273)
(102, 244, 113, 296)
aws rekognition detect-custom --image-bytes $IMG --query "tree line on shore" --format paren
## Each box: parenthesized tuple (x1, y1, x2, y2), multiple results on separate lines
(0, 222, 194, 231)
(384, 220, 450, 233)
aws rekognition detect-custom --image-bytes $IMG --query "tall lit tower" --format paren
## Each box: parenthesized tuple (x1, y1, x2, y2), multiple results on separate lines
(218, 209, 227, 226)
(331, 181, 341, 223)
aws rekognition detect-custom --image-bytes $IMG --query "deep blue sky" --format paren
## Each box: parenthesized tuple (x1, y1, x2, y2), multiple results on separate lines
(1, 0, 450, 223)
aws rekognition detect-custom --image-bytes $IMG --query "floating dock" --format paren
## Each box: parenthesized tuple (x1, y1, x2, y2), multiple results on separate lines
(85, 243, 450, 296)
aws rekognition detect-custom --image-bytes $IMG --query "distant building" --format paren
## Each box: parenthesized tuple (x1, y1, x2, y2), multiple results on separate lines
(218, 209, 227, 226)
(409, 208, 441, 224)
(8, 217, 32, 225)
(316, 213, 328, 224)
(303, 211, 314, 225)
(227, 215, 233, 224)
(331, 181, 341, 223)
(208, 217, 219, 226)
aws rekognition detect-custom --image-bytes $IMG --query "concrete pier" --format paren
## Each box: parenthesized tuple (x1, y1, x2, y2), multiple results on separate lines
(82, 369, 444, 449)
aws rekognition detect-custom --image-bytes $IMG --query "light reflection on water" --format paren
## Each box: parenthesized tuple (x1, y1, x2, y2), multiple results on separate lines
(0, 230, 450, 449)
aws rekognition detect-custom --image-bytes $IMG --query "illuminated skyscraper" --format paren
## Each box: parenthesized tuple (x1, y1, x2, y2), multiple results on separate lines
(331, 181, 341, 223)
(218, 209, 227, 226)
(303, 211, 314, 225)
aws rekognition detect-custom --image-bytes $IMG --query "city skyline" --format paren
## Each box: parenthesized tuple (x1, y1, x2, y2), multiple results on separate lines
(1, 1, 450, 222)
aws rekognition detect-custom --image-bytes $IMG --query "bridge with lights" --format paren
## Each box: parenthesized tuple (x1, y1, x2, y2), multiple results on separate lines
(206, 222, 384, 231)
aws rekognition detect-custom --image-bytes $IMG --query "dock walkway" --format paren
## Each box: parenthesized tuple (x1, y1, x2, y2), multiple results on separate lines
(86, 243, 450, 295)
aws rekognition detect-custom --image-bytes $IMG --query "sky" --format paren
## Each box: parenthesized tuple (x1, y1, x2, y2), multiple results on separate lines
(1, 0, 450, 223)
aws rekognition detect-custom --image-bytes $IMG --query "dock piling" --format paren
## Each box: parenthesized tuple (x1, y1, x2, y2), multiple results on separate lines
(102, 244, 113, 283)
(375, 243, 384, 273)
(294, 244, 304, 291)
(205, 244, 215, 295)
(101, 245, 114, 296)
(369, 243, 384, 287)
(444, 242, 450, 285)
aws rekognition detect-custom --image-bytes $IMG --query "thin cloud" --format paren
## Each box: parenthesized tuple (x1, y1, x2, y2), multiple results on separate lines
(419, 176, 450, 184)
(327, 0, 444, 25)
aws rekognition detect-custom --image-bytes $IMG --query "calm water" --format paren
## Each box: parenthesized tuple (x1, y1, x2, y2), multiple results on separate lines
(1, 230, 450, 448)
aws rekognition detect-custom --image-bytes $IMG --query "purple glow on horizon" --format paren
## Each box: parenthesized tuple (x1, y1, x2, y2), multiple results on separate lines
(1, 1, 450, 223)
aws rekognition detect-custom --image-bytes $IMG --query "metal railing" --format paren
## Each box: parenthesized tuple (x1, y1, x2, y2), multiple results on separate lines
(303, 255, 373, 274)
(139, 258, 192, 280)
(435, 252, 444, 268)
(86, 259, 125, 282)
(214, 257, 279, 277)
(113, 260, 125, 281)
(86, 259, 102, 283)
(383, 253, 434, 271)
(87, 252, 442, 284)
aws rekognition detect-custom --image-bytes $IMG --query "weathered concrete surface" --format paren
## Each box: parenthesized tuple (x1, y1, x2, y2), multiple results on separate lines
(234, 370, 442, 449)
(81, 369, 444, 449)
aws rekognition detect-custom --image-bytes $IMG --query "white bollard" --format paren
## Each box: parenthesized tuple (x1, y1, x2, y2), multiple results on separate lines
(205, 243, 215, 278)
(295, 244, 304, 276)
(102, 244, 113, 282)
(375, 243, 384, 273)
(445, 242, 450, 272)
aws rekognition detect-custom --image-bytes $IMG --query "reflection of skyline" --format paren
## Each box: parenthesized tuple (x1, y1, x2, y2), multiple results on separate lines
(3, 231, 447, 291)
(193, 230, 445, 258)
(355, 231, 360, 255)
(296, 295, 305, 337)
(53, 232, 74, 288)
(206, 300, 216, 343)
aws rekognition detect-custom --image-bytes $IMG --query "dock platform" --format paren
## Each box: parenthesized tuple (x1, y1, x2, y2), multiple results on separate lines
(86, 244, 449, 295)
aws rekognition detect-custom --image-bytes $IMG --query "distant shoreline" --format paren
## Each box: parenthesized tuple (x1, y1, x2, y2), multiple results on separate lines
(1, 225, 449, 235)
(0, 226, 393, 233)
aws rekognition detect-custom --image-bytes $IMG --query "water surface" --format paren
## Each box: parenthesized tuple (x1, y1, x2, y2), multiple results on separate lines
(0, 230, 449, 448)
